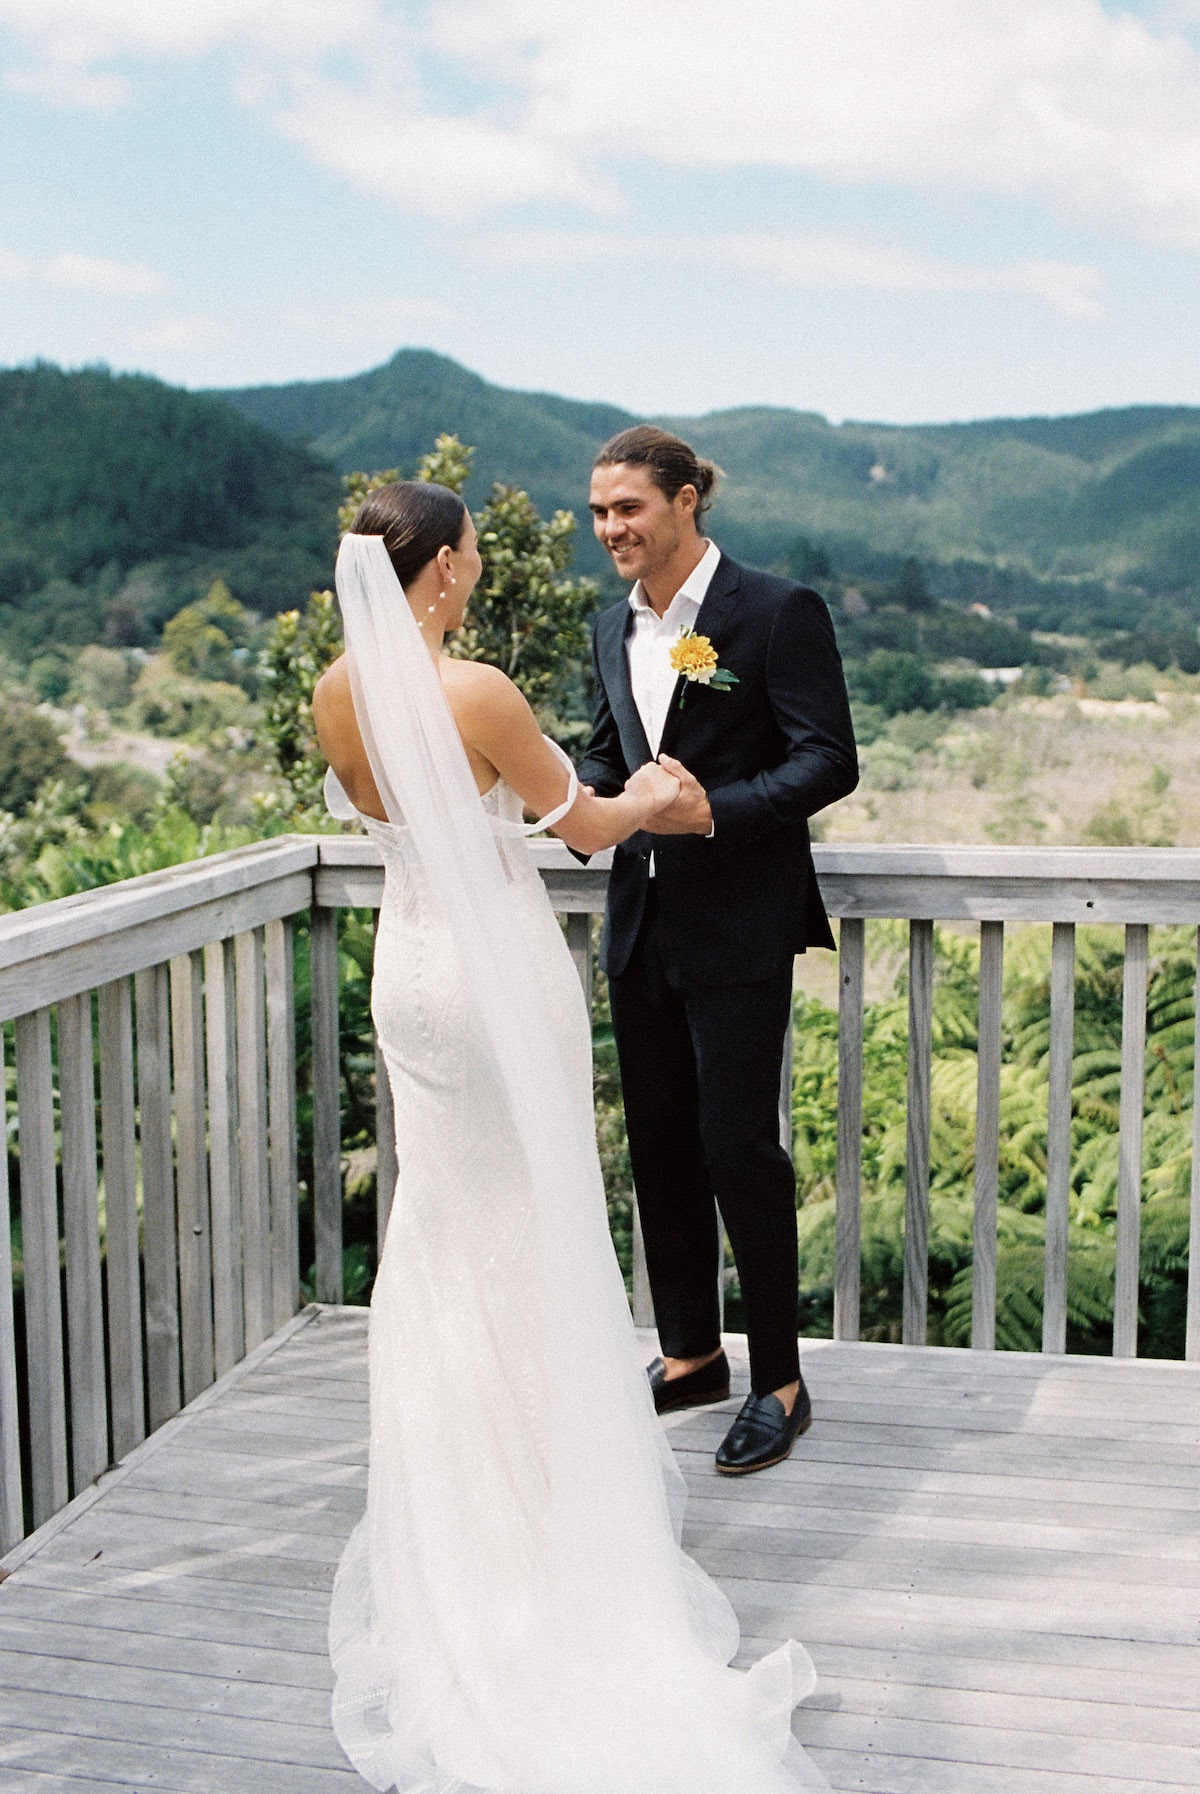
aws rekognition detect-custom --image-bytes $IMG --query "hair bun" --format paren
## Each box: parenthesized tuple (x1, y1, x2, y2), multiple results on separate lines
(694, 458, 720, 499)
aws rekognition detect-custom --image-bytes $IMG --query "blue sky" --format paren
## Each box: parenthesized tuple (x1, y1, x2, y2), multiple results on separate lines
(3, 0, 1200, 423)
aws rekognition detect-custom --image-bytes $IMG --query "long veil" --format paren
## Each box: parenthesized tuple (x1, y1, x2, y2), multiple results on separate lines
(327, 532, 827, 1793)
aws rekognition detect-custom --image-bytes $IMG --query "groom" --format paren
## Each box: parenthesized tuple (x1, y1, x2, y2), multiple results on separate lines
(579, 426, 858, 1475)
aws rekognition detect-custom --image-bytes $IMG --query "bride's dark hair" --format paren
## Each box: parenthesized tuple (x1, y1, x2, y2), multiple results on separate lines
(350, 481, 469, 590)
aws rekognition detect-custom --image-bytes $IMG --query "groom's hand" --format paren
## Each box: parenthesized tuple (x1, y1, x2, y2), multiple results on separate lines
(650, 754, 713, 835)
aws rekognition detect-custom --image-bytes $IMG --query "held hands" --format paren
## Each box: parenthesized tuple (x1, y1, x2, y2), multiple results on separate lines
(648, 754, 713, 835)
(625, 759, 680, 823)
(617, 753, 713, 835)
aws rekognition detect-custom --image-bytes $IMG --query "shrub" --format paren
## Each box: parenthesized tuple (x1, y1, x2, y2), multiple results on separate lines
(71, 644, 135, 712)
(162, 579, 256, 685)
(0, 702, 71, 811)
(129, 657, 250, 737)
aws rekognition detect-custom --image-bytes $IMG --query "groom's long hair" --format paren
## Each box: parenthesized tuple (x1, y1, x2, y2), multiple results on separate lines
(594, 426, 722, 523)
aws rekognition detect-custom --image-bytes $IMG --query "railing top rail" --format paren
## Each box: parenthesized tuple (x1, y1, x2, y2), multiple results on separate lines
(811, 844, 1200, 924)
(0, 837, 318, 1021)
(812, 843, 1200, 881)
(0, 837, 318, 971)
(3, 831, 1200, 1001)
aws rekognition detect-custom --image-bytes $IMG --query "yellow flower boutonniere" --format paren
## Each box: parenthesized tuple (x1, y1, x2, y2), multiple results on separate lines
(669, 627, 739, 709)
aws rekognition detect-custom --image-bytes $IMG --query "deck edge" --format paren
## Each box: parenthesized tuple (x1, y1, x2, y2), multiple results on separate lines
(0, 1303, 330, 1576)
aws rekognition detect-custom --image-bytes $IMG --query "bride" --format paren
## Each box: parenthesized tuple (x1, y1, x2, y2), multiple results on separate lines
(312, 479, 827, 1794)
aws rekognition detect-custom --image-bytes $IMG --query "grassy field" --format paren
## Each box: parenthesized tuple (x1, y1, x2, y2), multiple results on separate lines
(822, 683, 1200, 851)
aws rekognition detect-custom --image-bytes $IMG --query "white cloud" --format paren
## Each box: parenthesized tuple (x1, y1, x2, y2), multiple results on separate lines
(434, 0, 1200, 249)
(281, 296, 455, 339)
(133, 314, 232, 353)
(0, 247, 165, 293)
(272, 73, 610, 216)
(3, 0, 1200, 249)
(45, 252, 165, 294)
(483, 230, 1103, 319)
(0, 0, 373, 63)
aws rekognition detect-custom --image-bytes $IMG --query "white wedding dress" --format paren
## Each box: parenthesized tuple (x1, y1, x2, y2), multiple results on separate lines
(325, 532, 828, 1794)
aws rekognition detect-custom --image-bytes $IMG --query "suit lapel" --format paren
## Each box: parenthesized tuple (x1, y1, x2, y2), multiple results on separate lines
(598, 602, 652, 767)
(658, 554, 742, 759)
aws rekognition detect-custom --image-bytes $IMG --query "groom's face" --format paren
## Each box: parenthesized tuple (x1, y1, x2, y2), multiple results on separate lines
(589, 464, 694, 585)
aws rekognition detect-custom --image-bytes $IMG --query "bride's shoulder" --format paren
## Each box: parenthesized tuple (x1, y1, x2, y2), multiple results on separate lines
(440, 657, 525, 719)
(311, 653, 353, 743)
(440, 658, 541, 762)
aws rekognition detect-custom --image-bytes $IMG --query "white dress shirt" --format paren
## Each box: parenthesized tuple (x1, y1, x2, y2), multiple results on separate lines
(627, 538, 723, 754)
(626, 538, 722, 867)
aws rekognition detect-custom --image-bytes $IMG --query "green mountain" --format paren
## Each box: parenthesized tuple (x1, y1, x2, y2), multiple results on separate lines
(0, 363, 338, 653)
(215, 350, 632, 558)
(217, 349, 1200, 617)
(3, 352, 1198, 661)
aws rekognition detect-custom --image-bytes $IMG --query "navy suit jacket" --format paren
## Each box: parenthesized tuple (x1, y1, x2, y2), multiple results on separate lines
(577, 553, 859, 988)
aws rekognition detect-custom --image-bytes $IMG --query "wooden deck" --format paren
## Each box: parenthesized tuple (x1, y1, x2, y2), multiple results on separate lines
(1, 1305, 1197, 1794)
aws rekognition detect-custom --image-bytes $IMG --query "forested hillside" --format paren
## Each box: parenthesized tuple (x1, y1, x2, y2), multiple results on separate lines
(4, 353, 1200, 662)
(218, 349, 1200, 633)
(0, 364, 338, 655)
(215, 349, 630, 565)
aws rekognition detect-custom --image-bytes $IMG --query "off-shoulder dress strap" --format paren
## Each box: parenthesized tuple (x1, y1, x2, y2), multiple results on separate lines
(506, 736, 579, 836)
(323, 764, 360, 821)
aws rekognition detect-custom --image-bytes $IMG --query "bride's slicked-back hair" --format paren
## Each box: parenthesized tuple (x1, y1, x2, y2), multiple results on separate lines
(593, 426, 722, 522)
(350, 481, 469, 590)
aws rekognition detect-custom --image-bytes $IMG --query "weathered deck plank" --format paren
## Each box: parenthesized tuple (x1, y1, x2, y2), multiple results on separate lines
(2, 1310, 1197, 1794)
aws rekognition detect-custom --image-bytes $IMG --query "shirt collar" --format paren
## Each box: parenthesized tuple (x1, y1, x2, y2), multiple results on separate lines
(628, 539, 722, 620)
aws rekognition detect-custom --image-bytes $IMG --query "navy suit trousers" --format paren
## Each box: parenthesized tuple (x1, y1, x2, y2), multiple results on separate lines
(609, 885, 800, 1396)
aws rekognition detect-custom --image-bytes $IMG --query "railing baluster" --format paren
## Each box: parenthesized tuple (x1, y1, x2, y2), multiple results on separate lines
(631, 1199, 654, 1329)
(0, 1029, 24, 1548)
(1189, 928, 1200, 1362)
(311, 905, 343, 1305)
(58, 992, 108, 1489)
(904, 920, 934, 1346)
(266, 917, 300, 1329)
(834, 917, 865, 1342)
(972, 922, 1004, 1350)
(204, 939, 243, 1378)
(235, 928, 271, 1349)
(98, 977, 144, 1456)
(135, 964, 180, 1428)
(15, 1008, 68, 1524)
(564, 912, 592, 1000)
(1043, 923, 1075, 1355)
(1114, 923, 1148, 1359)
(171, 952, 213, 1403)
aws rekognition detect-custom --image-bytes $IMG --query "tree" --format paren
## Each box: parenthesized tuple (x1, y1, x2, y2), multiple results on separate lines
(0, 701, 72, 811)
(852, 649, 939, 715)
(889, 555, 933, 612)
(162, 579, 254, 683)
(448, 483, 595, 728)
(261, 433, 597, 813)
(260, 588, 343, 813)
(786, 536, 832, 584)
(72, 644, 134, 712)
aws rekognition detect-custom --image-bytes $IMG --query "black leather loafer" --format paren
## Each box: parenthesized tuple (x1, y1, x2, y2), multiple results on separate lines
(646, 1349, 731, 1414)
(715, 1379, 812, 1474)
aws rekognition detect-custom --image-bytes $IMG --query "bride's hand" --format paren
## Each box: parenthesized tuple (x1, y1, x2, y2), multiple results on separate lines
(626, 760, 680, 818)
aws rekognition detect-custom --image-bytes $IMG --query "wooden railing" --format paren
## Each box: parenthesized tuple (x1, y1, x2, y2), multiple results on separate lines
(2, 836, 1198, 1554)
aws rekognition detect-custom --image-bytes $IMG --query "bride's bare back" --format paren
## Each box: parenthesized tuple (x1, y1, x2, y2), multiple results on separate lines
(313, 649, 678, 855)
